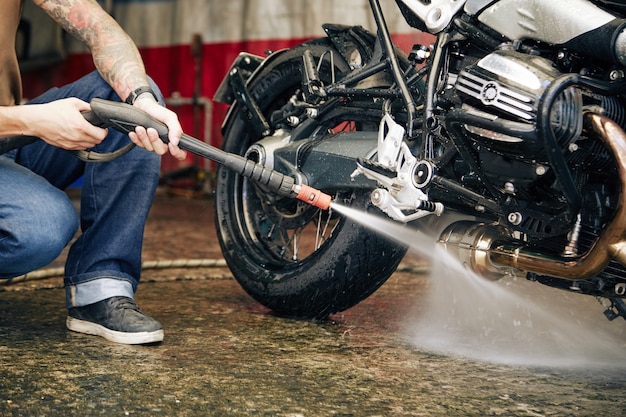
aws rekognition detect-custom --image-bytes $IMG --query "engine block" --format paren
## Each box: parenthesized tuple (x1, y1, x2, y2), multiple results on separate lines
(452, 49, 583, 160)
(455, 49, 560, 122)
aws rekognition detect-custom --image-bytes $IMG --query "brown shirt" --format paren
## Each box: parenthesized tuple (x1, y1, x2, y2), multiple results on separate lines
(0, 0, 24, 106)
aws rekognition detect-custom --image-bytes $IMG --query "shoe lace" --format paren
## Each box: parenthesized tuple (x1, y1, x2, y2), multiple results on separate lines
(111, 297, 142, 312)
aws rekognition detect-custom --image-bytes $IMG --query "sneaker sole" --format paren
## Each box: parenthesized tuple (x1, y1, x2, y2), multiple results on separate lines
(66, 316, 164, 345)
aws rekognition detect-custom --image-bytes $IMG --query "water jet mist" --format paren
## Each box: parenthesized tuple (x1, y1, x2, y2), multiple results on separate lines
(331, 202, 626, 368)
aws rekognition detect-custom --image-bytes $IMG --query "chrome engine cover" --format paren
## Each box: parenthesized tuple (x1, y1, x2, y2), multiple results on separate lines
(455, 49, 561, 122)
(453, 49, 583, 160)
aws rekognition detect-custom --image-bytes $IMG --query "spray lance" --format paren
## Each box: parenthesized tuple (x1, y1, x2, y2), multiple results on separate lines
(0, 98, 331, 209)
(83, 98, 332, 210)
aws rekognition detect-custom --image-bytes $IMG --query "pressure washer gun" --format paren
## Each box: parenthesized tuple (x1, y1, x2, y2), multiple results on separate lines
(81, 98, 332, 210)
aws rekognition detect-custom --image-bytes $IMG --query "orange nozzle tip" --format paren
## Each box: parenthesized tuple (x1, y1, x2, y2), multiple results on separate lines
(295, 184, 332, 210)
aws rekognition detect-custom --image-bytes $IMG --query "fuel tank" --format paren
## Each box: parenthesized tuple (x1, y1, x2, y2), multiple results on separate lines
(470, 0, 614, 44)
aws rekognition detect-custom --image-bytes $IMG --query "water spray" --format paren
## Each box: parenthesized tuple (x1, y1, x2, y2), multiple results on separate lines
(86, 99, 332, 210)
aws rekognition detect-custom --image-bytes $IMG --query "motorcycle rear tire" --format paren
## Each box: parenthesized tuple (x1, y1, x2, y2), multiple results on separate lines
(215, 40, 408, 318)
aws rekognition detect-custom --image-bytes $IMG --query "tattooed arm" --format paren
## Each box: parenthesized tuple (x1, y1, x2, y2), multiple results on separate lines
(29, 0, 186, 159)
(34, 0, 146, 102)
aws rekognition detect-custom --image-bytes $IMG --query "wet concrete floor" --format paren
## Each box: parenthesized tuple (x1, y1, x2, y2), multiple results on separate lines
(2, 192, 626, 416)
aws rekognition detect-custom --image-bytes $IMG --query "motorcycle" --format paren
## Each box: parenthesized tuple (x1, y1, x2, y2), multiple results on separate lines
(212, 0, 626, 321)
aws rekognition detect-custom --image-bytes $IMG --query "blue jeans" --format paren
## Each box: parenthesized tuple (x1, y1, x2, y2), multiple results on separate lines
(0, 71, 161, 308)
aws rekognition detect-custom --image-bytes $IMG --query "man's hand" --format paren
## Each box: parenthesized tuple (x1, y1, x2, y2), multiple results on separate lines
(129, 96, 187, 161)
(23, 98, 108, 150)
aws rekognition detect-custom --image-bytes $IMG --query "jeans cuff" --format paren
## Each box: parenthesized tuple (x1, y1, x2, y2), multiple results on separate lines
(66, 277, 135, 308)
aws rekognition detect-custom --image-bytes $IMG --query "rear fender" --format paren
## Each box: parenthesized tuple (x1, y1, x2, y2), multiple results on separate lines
(215, 25, 381, 132)
(214, 24, 379, 105)
(321, 23, 378, 70)
(214, 51, 280, 105)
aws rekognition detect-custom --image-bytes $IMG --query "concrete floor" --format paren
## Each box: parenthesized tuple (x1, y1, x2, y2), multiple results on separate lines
(2, 192, 626, 416)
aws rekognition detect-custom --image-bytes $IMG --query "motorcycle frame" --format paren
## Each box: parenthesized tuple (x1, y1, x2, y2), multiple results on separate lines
(215, 0, 421, 139)
(214, 0, 626, 220)
(212, 0, 439, 196)
(212, 1, 518, 222)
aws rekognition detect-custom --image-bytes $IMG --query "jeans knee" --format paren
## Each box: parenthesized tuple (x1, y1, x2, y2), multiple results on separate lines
(0, 192, 78, 277)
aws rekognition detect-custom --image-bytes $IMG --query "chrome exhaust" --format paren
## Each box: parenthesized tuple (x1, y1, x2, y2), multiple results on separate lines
(438, 221, 516, 280)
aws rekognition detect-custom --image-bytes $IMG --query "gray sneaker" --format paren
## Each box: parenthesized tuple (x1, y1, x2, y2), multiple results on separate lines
(66, 296, 164, 344)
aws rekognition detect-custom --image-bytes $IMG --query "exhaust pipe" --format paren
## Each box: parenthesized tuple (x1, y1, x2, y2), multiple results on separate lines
(440, 113, 626, 281)
(438, 221, 516, 280)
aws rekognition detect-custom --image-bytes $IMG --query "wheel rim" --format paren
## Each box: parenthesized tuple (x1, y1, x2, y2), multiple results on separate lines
(223, 48, 383, 269)
(233, 110, 381, 266)
(240, 180, 341, 263)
